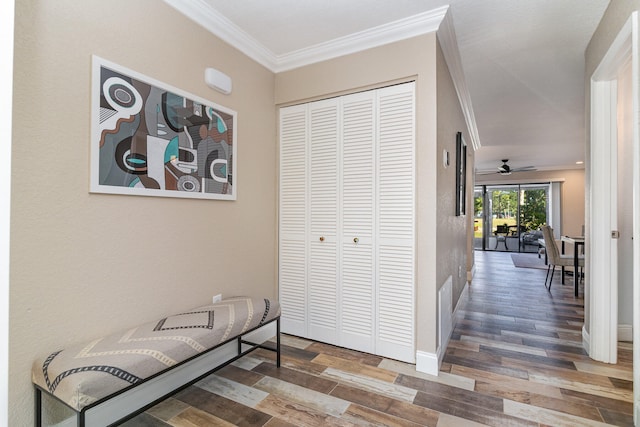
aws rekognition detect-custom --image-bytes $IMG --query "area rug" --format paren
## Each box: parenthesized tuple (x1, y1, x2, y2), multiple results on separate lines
(510, 253, 547, 270)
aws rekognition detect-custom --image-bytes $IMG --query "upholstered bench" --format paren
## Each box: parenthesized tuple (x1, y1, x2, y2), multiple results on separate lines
(32, 296, 280, 426)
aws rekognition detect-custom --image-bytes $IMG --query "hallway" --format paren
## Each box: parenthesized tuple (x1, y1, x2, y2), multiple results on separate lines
(132, 251, 633, 426)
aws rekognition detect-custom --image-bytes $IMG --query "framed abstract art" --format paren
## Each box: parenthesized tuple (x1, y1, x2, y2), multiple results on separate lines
(90, 56, 237, 200)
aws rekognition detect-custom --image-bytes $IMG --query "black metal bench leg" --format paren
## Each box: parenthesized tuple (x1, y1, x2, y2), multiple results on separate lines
(34, 388, 42, 427)
(276, 318, 281, 368)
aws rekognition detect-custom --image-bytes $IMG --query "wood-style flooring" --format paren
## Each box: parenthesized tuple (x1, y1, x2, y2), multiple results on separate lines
(127, 250, 634, 426)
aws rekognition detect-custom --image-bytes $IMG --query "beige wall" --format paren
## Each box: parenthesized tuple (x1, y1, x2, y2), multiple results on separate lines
(10, 1, 276, 425)
(476, 169, 586, 238)
(10, 3, 474, 422)
(275, 34, 444, 354)
(435, 40, 473, 315)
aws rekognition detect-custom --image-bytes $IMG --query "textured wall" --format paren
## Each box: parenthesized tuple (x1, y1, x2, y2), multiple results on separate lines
(10, 1, 276, 425)
(435, 40, 473, 317)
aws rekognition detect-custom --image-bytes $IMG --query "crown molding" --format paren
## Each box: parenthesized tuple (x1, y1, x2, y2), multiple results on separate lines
(436, 11, 481, 151)
(164, 0, 277, 70)
(165, 0, 448, 73)
(165, 0, 481, 149)
(274, 6, 449, 72)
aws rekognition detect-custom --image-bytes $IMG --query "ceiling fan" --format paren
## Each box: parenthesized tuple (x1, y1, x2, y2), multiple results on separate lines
(478, 159, 536, 176)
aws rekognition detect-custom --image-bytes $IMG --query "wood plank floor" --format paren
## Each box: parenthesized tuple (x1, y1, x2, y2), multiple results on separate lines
(128, 250, 634, 426)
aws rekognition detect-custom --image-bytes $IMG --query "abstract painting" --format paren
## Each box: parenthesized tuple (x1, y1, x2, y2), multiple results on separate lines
(90, 56, 237, 200)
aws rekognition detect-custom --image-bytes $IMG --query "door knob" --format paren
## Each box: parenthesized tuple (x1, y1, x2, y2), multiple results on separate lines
(319, 236, 325, 242)
(353, 237, 359, 243)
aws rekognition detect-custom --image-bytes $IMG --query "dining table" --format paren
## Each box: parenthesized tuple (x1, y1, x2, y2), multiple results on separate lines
(561, 235, 585, 297)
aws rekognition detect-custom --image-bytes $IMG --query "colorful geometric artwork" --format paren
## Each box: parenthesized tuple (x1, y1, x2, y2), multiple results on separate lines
(90, 56, 237, 200)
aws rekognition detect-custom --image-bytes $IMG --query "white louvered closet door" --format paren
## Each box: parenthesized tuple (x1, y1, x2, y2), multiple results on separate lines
(340, 91, 376, 353)
(308, 99, 340, 345)
(376, 82, 416, 363)
(279, 104, 308, 336)
(278, 82, 415, 361)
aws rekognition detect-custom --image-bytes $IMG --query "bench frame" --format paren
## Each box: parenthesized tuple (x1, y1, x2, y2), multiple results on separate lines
(34, 317, 280, 427)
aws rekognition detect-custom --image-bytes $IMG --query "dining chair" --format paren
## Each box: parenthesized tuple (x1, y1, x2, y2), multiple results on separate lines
(540, 225, 584, 291)
(494, 224, 509, 250)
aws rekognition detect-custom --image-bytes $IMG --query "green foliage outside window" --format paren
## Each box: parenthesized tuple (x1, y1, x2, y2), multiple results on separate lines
(489, 188, 547, 231)
(519, 188, 547, 231)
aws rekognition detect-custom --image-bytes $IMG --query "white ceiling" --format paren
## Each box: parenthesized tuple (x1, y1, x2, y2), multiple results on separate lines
(166, 0, 610, 174)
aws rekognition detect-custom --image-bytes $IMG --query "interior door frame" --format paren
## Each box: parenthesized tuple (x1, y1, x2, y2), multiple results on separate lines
(588, 11, 639, 423)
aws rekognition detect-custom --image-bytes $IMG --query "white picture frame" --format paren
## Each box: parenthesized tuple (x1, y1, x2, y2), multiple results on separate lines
(90, 56, 237, 200)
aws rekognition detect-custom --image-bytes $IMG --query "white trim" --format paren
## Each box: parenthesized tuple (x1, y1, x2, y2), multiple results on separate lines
(582, 325, 591, 354)
(436, 10, 481, 152)
(590, 78, 619, 363)
(165, 0, 448, 73)
(467, 264, 476, 282)
(0, 0, 14, 425)
(618, 324, 633, 342)
(163, 0, 275, 70)
(438, 276, 453, 357)
(630, 12, 640, 427)
(455, 281, 469, 316)
(589, 25, 640, 427)
(417, 281, 468, 377)
(279, 7, 448, 73)
(415, 350, 439, 376)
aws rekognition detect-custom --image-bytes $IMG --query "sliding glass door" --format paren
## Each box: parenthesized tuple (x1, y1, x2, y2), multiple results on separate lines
(474, 183, 550, 252)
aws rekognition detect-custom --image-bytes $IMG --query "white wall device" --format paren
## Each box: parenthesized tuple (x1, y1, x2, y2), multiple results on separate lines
(204, 68, 232, 95)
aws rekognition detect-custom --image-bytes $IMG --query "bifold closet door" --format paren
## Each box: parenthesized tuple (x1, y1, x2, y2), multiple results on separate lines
(278, 104, 308, 337)
(307, 99, 339, 345)
(376, 83, 415, 363)
(278, 82, 415, 362)
(340, 91, 376, 353)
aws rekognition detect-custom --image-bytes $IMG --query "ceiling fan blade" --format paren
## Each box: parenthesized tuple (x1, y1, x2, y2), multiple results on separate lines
(511, 166, 536, 172)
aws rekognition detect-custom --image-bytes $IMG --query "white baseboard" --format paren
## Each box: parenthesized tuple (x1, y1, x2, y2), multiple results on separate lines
(467, 264, 476, 282)
(618, 324, 633, 342)
(584, 324, 633, 346)
(582, 325, 591, 354)
(455, 281, 469, 315)
(416, 281, 468, 377)
(415, 350, 439, 376)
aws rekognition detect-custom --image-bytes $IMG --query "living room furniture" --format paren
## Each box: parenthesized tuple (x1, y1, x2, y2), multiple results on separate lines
(494, 224, 509, 249)
(520, 229, 543, 252)
(541, 225, 584, 293)
(32, 297, 280, 426)
(561, 235, 586, 297)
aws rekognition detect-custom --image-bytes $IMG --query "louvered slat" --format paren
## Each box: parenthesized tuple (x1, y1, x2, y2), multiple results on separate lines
(310, 101, 338, 236)
(378, 87, 415, 242)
